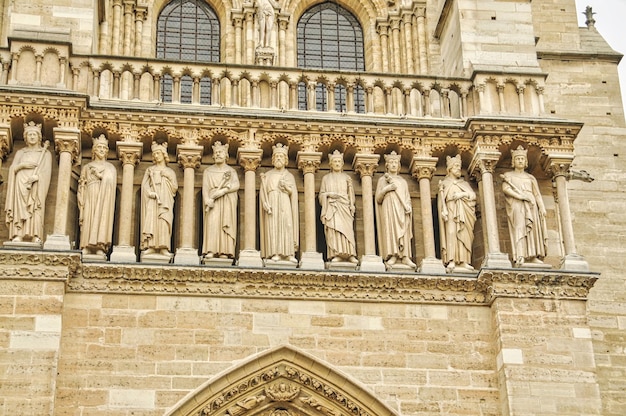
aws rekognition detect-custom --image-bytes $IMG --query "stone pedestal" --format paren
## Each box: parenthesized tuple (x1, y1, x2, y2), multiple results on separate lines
(237, 249, 264, 268)
(419, 256, 446, 274)
(174, 248, 201, 265)
(110, 245, 137, 263)
(299, 251, 325, 270)
(140, 251, 173, 264)
(43, 234, 72, 251)
(359, 254, 386, 272)
(202, 256, 235, 267)
(560, 253, 590, 272)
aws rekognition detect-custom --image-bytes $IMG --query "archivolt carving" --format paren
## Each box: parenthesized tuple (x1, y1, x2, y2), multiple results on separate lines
(165, 345, 397, 416)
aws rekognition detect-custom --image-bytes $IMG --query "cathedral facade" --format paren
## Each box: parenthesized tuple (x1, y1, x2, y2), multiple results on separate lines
(0, 0, 624, 415)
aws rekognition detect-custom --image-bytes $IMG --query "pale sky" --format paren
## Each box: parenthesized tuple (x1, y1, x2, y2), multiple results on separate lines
(574, 0, 626, 112)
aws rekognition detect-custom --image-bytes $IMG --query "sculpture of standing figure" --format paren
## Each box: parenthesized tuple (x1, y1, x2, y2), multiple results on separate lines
(256, 0, 277, 48)
(501, 146, 548, 267)
(319, 150, 358, 264)
(438, 155, 476, 273)
(202, 141, 240, 261)
(140, 142, 178, 259)
(77, 135, 117, 258)
(260, 143, 298, 264)
(4, 121, 52, 245)
(375, 151, 416, 269)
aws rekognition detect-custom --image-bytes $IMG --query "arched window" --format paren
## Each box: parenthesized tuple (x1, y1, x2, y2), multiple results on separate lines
(297, 3, 365, 112)
(156, 0, 220, 103)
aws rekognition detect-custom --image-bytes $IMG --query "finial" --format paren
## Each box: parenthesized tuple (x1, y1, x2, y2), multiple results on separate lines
(584, 6, 596, 29)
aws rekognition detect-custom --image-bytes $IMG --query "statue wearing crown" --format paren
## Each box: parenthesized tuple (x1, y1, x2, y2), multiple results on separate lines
(438, 154, 477, 273)
(501, 146, 548, 267)
(77, 135, 117, 260)
(4, 121, 52, 245)
(375, 151, 416, 270)
(319, 150, 358, 266)
(201, 141, 240, 263)
(140, 141, 178, 262)
(259, 143, 299, 265)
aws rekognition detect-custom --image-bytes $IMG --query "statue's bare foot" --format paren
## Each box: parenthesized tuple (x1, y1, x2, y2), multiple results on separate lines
(348, 256, 358, 264)
(387, 256, 397, 266)
(288, 256, 297, 263)
(204, 251, 214, 259)
(531, 257, 543, 264)
(446, 261, 455, 272)
(402, 257, 416, 268)
(159, 248, 170, 256)
(271, 255, 281, 261)
(144, 248, 155, 255)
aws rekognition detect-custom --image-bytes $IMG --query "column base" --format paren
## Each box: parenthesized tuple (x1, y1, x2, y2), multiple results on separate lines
(43, 234, 71, 251)
(560, 253, 590, 272)
(110, 245, 137, 263)
(299, 251, 325, 270)
(237, 249, 264, 268)
(174, 247, 200, 265)
(419, 257, 447, 274)
(481, 252, 512, 269)
(358, 254, 386, 272)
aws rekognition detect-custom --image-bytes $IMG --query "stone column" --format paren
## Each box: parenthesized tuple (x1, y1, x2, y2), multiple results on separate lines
(122, 0, 134, 56)
(469, 149, 511, 268)
(410, 156, 446, 274)
(237, 147, 263, 267)
(390, 18, 401, 73)
(134, 6, 147, 57)
(353, 153, 385, 272)
(377, 22, 390, 73)
(232, 13, 244, 64)
(297, 151, 324, 270)
(416, 7, 428, 73)
(110, 141, 143, 263)
(111, 0, 123, 56)
(545, 155, 589, 271)
(278, 15, 289, 66)
(44, 128, 81, 251)
(244, 10, 255, 64)
(174, 144, 203, 265)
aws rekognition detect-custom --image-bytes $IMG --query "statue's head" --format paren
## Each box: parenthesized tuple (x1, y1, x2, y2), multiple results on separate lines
(92, 134, 109, 158)
(151, 141, 169, 162)
(271, 143, 288, 164)
(510, 145, 528, 168)
(23, 121, 43, 145)
(384, 151, 401, 171)
(446, 154, 462, 171)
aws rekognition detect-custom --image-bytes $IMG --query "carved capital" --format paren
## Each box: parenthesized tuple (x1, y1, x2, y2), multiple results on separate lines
(53, 127, 81, 165)
(353, 153, 380, 178)
(117, 141, 143, 166)
(410, 156, 437, 180)
(296, 151, 322, 174)
(543, 154, 574, 179)
(238, 148, 263, 172)
(469, 146, 501, 178)
(177, 145, 203, 170)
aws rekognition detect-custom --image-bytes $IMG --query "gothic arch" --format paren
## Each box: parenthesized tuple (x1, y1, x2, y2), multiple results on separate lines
(165, 345, 398, 416)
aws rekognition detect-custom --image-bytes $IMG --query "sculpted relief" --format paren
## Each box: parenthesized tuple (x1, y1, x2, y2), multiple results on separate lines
(0, 126, 569, 272)
(77, 135, 117, 260)
(438, 155, 476, 273)
(202, 141, 240, 262)
(260, 144, 299, 265)
(375, 151, 416, 270)
(140, 141, 178, 261)
(4, 121, 51, 246)
(501, 146, 548, 268)
(319, 150, 358, 265)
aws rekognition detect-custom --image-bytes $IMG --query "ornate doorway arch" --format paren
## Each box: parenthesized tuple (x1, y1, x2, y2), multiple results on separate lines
(166, 345, 398, 416)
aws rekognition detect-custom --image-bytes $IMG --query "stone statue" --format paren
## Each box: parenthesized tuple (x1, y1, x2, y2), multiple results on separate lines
(260, 143, 298, 264)
(375, 151, 416, 269)
(140, 142, 178, 259)
(77, 135, 117, 258)
(202, 141, 240, 261)
(319, 150, 357, 264)
(438, 155, 476, 273)
(4, 121, 52, 245)
(501, 146, 548, 267)
(256, 0, 277, 48)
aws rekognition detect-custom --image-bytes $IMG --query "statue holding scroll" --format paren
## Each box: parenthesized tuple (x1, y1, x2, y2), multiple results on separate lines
(4, 121, 52, 244)
(202, 141, 240, 261)
(77, 135, 117, 258)
(438, 155, 476, 273)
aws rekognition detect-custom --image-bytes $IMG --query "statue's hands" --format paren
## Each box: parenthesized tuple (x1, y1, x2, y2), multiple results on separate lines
(441, 210, 449, 221)
(263, 203, 272, 214)
(206, 198, 215, 210)
(17, 162, 37, 172)
(149, 192, 158, 200)
(386, 183, 397, 193)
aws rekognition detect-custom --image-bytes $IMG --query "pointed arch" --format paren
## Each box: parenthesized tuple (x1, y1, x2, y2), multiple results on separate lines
(166, 345, 398, 416)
